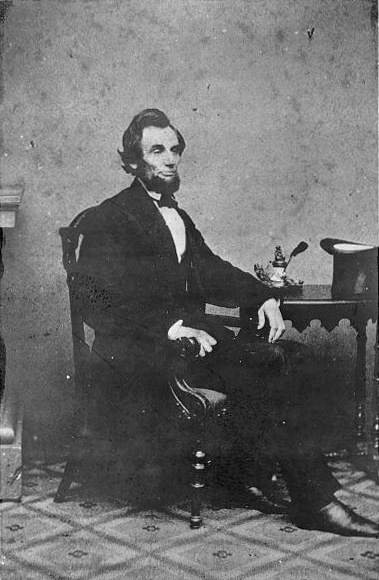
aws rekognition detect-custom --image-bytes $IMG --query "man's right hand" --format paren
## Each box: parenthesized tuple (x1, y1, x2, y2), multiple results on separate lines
(168, 319, 217, 357)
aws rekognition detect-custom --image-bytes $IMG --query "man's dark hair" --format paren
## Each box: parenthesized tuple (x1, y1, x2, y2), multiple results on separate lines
(118, 109, 186, 175)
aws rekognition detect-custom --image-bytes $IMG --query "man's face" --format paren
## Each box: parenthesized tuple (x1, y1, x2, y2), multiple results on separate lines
(136, 125, 181, 195)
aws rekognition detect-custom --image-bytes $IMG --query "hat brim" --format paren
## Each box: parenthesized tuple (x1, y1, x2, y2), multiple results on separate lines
(320, 238, 376, 256)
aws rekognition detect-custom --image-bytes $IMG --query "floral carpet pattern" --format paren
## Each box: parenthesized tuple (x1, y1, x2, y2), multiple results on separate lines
(1, 459, 379, 580)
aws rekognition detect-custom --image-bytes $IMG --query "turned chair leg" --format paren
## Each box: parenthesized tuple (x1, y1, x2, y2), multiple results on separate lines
(54, 458, 80, 503)
(190, 442, 207, 529)
(373, 412, 379, 481)
(54, 435, 93, 503)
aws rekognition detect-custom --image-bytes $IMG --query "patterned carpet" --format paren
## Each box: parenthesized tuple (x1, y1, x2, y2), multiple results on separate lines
(1, 458, 379, 580)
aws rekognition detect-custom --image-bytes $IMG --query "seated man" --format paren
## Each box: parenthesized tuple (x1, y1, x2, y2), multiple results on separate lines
(74, 108, 377, 537)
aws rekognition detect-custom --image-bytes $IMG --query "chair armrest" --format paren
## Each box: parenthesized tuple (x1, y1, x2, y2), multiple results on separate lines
(167, 337, 203, 418)
(169, 374, 211, 419)
(168, 337, 228, 419)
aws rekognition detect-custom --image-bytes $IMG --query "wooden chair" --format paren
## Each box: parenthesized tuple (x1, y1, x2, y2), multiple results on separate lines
(54, 208, 228, 529)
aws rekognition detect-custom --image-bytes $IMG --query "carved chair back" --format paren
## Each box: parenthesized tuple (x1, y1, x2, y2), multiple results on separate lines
(59, 208, 96, 418)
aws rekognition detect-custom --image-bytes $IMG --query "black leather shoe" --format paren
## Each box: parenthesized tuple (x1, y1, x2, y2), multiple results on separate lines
(294, 499, 378, 537)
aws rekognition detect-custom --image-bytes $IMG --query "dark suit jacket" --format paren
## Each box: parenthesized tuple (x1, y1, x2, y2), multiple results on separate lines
(74, 179, 278, 400)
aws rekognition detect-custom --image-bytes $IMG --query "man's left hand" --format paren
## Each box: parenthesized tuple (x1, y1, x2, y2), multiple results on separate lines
(257, 298, 285, 343)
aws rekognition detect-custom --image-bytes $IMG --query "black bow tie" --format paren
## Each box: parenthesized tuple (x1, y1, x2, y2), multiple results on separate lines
(157, 195, 178, 209)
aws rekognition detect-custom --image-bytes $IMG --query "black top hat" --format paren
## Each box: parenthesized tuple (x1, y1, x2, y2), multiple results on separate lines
(320, 238, 378, 299)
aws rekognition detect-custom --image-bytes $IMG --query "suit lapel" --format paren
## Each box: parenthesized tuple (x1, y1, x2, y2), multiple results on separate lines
(110, 180, 206, 300)
(114, 179, 178, 259)
(111, 179, 182, 291)
(176, 207, 206, 296)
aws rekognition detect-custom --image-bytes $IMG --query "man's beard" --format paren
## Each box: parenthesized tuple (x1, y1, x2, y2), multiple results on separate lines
(137, 165, 180, 197)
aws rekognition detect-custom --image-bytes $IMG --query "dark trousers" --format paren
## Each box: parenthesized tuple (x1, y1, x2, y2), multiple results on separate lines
(183, 332, 340, 512)
(90, 326, 340, 512)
